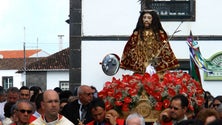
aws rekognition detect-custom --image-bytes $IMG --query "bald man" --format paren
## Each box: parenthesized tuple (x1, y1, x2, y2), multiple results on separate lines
(30, 90, 74, 125)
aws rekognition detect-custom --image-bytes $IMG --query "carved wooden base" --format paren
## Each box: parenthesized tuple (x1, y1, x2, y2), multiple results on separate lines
(120, 91, 160, 122)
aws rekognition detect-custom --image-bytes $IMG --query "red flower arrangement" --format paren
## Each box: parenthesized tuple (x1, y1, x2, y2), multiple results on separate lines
(98, 71, 204, 114)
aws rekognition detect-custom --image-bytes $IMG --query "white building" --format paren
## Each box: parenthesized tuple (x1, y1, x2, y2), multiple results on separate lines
(81, 0, 222, 96)
(1, 0, 221, 97)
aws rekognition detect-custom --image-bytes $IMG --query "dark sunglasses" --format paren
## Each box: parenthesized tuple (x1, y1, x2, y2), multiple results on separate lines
(17, 109, 32, 114)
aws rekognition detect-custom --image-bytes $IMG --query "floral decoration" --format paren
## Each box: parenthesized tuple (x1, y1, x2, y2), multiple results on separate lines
(98, 71, 204, 114)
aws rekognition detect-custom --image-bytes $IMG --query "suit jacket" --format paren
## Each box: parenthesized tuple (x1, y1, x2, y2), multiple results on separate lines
(61, 99, 93, 125)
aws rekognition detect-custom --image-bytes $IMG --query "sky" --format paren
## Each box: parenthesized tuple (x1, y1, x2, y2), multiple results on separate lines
(0, 0, 69, 55)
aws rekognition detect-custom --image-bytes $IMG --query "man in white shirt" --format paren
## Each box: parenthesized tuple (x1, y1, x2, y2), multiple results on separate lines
(30, 90, 74, 125)
(0, 87, 19, 121)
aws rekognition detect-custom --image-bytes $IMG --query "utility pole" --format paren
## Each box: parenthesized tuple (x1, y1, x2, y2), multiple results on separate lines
(23, 27, 26, 86)
(37, 37, 39, 58)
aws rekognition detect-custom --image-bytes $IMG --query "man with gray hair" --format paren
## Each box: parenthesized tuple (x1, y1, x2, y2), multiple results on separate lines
(126, 112, 145, 125)
(0, 87, 19, 121)
(11, 99, 34, 125)
(61, 85, 94, 125)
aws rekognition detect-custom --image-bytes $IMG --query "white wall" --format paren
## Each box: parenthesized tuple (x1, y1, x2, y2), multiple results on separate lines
(82, 0, 140, 35)
(0, 70, 22, 88)
(83, 0, 222, 35)
(81, 41, 130, 91)
(47, 71, 69, 90)
(81, 0, 222, 96)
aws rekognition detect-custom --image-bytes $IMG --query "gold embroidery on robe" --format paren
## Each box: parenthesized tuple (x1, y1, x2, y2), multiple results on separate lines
(120, 29, 179, 73)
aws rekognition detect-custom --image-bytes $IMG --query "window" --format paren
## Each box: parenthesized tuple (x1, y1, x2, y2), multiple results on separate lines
(59, 81, 69, 91)
(2, 76, 13, 89)
(141, 0, 195, 21)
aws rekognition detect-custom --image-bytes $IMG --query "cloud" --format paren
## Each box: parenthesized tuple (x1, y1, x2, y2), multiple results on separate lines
(0, 1, 10, 19)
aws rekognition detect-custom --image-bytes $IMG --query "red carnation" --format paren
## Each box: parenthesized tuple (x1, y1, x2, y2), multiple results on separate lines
(163, 99, 170, 108)
(122, 103, 130, 111)
(115, 100, 123, 106)
(124, 97, 132, 104)
(155, 102, 163, 111)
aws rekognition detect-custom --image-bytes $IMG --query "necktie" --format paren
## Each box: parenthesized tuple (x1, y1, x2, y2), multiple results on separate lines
(81, 105, 87, 121)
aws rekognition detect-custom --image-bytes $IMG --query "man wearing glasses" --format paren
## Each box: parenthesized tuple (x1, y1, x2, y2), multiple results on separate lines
(11, 100, 33, 125)
(61, 85, 94, 125)
(211, 96, 222, 110)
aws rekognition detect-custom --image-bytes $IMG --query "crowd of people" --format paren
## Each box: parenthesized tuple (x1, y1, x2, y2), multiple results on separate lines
(0, 8, 219, 125)
(0, 85, 146, 125)
(154, 92, 222, 125)
(0, 85, 222, 125)
(0, 85, 77, 125)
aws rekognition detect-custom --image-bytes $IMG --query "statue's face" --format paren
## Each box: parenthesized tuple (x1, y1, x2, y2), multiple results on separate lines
(143, 13, 152, 28)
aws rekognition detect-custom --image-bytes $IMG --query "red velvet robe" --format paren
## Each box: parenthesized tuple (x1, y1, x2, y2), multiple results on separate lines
(120, 29, 179, 74)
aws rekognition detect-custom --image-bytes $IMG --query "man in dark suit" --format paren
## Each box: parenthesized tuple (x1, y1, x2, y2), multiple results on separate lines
(61, 85, 94, 125)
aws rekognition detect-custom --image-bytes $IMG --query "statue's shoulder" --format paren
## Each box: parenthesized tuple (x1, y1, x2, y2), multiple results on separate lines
(133, 31, 139, 35)
(159, 30, 164, 34)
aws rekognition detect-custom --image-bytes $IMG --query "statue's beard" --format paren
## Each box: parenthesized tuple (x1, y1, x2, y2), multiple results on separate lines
(144, 26, 150, 29)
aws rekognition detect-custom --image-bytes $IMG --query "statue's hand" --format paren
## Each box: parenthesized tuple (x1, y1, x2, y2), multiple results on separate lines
(78, 119, 85, 125)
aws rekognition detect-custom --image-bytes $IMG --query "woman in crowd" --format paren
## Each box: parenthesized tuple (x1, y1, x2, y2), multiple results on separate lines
(210, 96, 222, 109)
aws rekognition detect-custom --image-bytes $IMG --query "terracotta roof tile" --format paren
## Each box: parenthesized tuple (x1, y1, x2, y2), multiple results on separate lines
(25, 48, 69, 71)
(0, 58, 42, 70)
(0, 49, 41, 58)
